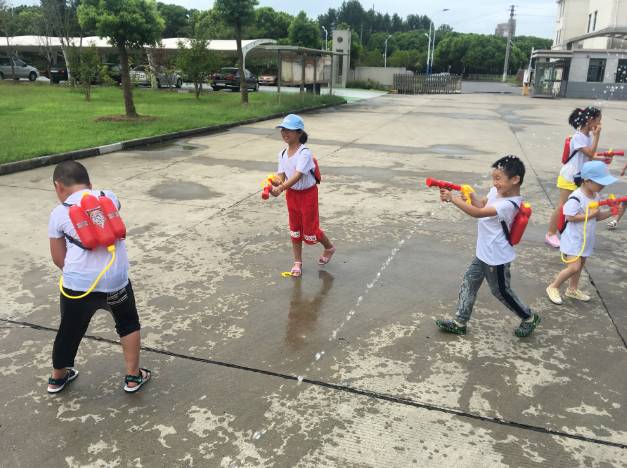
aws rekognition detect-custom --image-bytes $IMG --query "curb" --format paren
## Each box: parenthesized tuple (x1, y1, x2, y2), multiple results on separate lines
(0, 100, 345, 176)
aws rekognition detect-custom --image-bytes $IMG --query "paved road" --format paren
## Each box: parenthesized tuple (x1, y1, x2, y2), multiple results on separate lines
(1, 92, 626, 467)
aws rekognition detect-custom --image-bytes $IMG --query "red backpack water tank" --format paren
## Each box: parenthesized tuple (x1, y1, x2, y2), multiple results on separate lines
(79, 194, 116, 247)
(99, 194, 126, 240)
(508, 203, 532, 245)
(68, 204, 98, 249)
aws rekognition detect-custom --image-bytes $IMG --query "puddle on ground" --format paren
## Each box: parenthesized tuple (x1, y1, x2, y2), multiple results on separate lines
(148, 180, 217, 201)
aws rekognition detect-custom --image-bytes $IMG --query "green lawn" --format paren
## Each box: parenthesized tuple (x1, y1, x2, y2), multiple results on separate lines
(0, 83, 345, 164)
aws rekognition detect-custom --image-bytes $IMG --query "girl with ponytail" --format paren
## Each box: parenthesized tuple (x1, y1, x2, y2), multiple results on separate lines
(545, 106, 604, 248)
(270, 114, 335, 277)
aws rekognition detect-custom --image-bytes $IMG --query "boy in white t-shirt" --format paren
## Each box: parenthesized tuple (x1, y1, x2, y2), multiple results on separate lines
(46, 161, 151, 394)
(435, 156, 540, 337)
(546, 161, 617, 304)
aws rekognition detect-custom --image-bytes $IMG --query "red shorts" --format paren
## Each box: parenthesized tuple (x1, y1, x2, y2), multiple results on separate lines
(286, 185, 324, 244)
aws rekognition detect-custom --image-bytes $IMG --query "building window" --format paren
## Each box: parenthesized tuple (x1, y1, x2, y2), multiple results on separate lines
(616, 60, 627, 83)
(587, 14, 592, 33)
(587, 59, 606, 82)
(593, 11, 598, 31)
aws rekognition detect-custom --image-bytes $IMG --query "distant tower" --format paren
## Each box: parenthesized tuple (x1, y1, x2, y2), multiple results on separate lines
(332, 30, 351, 89)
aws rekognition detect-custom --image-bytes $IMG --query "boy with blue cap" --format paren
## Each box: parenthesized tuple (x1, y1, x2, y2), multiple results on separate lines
(547, 161, 618, 304)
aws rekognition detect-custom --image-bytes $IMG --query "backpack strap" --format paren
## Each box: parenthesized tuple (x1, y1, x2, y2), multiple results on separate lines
(565, 148, 578, 164)
(61, 199, 91, 251)
(565, 136, 581, 164)
(64, 233, 91, 250)
(500, 200, 520, 245)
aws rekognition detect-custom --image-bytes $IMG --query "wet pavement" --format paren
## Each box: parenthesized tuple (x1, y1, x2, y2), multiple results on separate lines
(1, 93, 626, 467)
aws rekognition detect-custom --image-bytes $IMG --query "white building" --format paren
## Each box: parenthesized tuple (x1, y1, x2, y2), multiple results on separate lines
(530, 0, 627, 99)
(554, 0, 627, 50)
(495, 20, 516, 38)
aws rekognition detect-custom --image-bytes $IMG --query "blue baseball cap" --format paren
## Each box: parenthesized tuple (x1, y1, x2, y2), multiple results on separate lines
(276, 114, 304, 131)
(581, 160, 618, 186)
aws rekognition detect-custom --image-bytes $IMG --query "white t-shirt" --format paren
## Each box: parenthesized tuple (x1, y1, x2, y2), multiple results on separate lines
(560, 188, 599, 258)
(277, 145, 317, 191)
(476, 187, 522, 266)
(559, 131, 592, 183)
(48, 189, 129, 293)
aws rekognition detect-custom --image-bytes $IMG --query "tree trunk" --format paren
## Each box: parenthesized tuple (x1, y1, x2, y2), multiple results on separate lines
(118, 45, 138, 118)
(5, 37, 15, 80)
(235, 22, 248, 105)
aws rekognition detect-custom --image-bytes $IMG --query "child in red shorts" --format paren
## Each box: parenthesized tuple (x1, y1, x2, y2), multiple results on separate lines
(271, 114, 336, 277)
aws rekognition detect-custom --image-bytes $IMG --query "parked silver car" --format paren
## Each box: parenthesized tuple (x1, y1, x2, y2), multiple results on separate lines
(130, 65, 182, 88)
(0, 57, 39, 81)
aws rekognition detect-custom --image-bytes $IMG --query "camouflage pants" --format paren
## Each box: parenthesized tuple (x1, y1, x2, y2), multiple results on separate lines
(455, 257, 532, 324)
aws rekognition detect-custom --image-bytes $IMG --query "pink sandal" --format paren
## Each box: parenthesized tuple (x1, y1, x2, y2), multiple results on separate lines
(291, 262, 302, 277)
(318, 246, 336, 265)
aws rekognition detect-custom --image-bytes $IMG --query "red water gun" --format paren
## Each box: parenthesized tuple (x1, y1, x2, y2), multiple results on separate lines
(590, 194, 627, 215)
(425, 177, 474, 205)
(597, 150, 624, 157)
(261, 174, 279, 200)
(596, 149, 624, 164)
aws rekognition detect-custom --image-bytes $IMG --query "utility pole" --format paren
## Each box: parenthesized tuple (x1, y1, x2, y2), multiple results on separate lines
(502, 4, 515, 82)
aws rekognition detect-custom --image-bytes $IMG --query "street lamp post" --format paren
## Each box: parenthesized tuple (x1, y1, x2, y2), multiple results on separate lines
(428, 8, 450, 74)
(425, 29, 431, 74)
(322, 26, 328, 51)
(384, 34, 392, 68)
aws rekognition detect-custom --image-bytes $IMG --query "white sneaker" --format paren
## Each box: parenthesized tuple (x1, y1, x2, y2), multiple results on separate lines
(546, 286, 563, 305)
(565, 288, 591, 302)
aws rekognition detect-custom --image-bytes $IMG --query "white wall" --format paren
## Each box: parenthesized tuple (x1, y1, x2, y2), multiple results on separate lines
(569, 52, 620, 83)
(349, 67, 410, 86)
(554, 0, 589, 49)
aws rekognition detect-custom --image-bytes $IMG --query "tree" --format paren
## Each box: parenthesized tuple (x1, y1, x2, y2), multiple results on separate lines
(513, 35, 553, 65)
(317, 8, 337, 34)
(0, 0, 17, 80)
(176, 21, 215, 99)
(73, 45, 100, 101)
(388, 49, 423, 72)
(194, 9, 231, 40)
(157, 2, 190, 38)
(13, 5, 42, 35)
(288, 11, 321, 49)
(359, 49, 383, 67)
(78, 0, 164, 118)
(337, 0, 366, 33)
(252, 7, 292, 40)
(433, 33, 526, 75)
(214, 0, 258, 105)
(391, 14, 403, 33)
(41, 0, 85, 83)
(406, 14, 431, 31)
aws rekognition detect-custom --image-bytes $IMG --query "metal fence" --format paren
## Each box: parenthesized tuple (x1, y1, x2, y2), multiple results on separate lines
(393, 74, 462, 94)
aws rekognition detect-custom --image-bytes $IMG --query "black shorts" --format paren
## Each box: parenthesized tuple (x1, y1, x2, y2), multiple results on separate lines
(52, 280, 141, 369)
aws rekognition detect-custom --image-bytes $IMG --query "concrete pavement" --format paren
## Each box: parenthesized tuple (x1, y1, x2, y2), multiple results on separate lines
(1, 92, 626, 467)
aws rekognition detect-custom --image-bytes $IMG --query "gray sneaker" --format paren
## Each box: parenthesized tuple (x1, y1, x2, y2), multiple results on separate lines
(436, 319, 467, 335)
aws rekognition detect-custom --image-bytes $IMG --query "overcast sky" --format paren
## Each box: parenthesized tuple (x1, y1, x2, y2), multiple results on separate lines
(14, 0, 557, 38)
